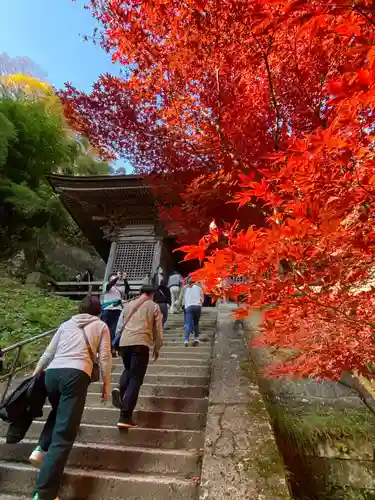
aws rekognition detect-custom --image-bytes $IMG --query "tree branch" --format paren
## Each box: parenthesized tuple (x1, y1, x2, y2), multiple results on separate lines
(252, 34, 281, 151)
(199, 70, 241, 169)
(353, 5, 375, 29)
(291, 278, 375, 331)
(354, 166, 375, 198)
(340, 373, 375, 417)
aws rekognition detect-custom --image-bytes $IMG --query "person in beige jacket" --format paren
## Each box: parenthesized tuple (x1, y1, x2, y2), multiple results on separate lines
(112, 285, 163, 428)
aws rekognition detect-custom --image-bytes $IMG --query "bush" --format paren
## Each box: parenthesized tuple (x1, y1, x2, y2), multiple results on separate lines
(0, 279, 76, 370)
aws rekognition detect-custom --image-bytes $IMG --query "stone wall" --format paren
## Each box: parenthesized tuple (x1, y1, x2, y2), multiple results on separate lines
(199, 304, 291, 500)
(43, 238, 105, 280)
(244, 309, 375, 499)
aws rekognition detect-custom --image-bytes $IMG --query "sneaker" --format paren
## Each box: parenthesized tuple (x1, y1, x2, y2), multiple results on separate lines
(193, 338, 200, 347)
(29, 446, 46, 468)
(117, 417, 138, 429)
(184, 340, 189, 347)
(112, 387, 121, 409)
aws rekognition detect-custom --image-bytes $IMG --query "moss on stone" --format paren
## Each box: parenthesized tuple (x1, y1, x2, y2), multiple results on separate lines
(327, 485, 375, 500)
(235, 437, 291, 499)
(240, 356, 259, 385)
(268, 405, 375, 455)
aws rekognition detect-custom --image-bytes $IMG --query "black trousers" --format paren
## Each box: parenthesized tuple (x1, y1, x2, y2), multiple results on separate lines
(119, 345, 149, 419)
(35, 368, 90, 500)
(158, 302, 168, 326)
(101, 309, 121, 344)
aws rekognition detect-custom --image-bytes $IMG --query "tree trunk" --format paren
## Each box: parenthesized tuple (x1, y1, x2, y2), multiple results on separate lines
(339, 372, 375, 417)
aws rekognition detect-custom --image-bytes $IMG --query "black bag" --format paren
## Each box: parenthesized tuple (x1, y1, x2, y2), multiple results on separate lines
(81, 327, 101, 383)
(0, 373, 47, 443)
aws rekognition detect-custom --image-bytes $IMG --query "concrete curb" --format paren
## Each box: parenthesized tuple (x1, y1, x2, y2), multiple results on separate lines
(199, 304, 291, 500)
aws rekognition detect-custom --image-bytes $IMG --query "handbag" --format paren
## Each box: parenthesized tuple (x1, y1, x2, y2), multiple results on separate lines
(112, 297, 150, 350)
(81, 326, 102, 383)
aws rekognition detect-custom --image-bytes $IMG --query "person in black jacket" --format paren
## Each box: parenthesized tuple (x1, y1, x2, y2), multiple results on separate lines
(153, 281, 171, 327)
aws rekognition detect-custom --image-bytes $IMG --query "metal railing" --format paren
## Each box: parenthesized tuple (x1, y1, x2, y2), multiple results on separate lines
(0, 329, 56, 403)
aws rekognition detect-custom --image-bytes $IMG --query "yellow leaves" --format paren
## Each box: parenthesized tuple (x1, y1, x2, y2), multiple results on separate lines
(2, 74, 52, 96)
(0, 73, 61, 112)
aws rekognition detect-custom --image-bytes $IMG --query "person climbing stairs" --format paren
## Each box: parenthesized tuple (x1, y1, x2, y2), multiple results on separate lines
(0, 309, 217, 500)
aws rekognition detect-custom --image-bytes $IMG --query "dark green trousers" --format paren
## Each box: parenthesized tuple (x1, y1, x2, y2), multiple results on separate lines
(35, 368, 90, 500)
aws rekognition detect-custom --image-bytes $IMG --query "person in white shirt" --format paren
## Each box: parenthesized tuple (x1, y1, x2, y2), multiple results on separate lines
(101, 273, 123, 355)
(168, 270, 183, 313)
(183, 277, 204, 346)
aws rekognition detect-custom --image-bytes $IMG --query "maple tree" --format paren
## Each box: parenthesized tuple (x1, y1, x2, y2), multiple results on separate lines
(63, 0, 375, 412)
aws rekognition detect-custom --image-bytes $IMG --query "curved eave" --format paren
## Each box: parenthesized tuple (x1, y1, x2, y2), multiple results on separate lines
(47, 174, 158, 261)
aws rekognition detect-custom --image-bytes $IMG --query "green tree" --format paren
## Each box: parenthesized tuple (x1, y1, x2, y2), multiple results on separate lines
(0, 98, 69, 187)
(0, 73, 110, 277)
(0, 98, 69, 260)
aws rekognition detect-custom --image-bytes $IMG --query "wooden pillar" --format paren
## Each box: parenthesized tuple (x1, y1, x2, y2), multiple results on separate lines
(152, 239, 162, 276)
(104, 241, 117, 282)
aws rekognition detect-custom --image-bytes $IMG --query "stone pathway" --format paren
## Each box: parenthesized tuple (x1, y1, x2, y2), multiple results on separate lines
(0, 309, 217, 499)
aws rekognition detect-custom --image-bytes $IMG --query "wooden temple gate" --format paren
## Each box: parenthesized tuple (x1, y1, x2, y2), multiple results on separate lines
(48, 174, 178, 295)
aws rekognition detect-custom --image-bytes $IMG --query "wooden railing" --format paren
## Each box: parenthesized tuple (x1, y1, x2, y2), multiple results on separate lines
(53, 281, 143, 299)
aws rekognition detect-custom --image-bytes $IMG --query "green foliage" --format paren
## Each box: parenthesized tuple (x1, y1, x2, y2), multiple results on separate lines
(0, 98, 68, 187)
(0, 92, 109, 274)
(0, 279, 76, 368)
(0, 111, 15, 167)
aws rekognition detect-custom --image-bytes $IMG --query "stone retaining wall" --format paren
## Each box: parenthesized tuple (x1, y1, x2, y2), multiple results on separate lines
(244, 308, 375, 499)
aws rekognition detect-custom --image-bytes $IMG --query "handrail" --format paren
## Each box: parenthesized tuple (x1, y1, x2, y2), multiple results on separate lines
(55, 281, 103, 286)
(0, 328, 56, 404)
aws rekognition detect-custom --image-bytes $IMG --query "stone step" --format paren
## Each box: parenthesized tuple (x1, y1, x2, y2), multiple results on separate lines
(164, 329, 216, 333)
(168, 319, 216, 322)
(85, 393, 209, 413)
(112, 364, 210, 376)
(0, 421, 204, 450)
(147, 350, 211, 359)
(153, 347, 211, 356)
(0, 496, 27, 500)
(90, 382, 209, 398)
(164, 333, 215, 337)
(161, 337, 214, 343)
(164, 330, 215, 336)
(164, 323, 216, 328)
(41, 406, 206, 430)
(0, 310, 217, 499)
(0, 462, 198, 499)
(138, 373, 209, 386)
(113, 357, 209, 367)
(165, 323, 216, 327)
(0, 439, 202, 476)
(161, 340, 212, 347)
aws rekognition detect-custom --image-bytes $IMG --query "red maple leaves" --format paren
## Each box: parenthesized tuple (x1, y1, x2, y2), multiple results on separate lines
(65, 0, 375, 390)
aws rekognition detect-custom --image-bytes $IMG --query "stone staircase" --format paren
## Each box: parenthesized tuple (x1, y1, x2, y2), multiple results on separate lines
(0, 308, 217, 499)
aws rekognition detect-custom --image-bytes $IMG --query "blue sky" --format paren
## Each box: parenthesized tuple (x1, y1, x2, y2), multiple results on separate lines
(0, 0, 130, 170)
